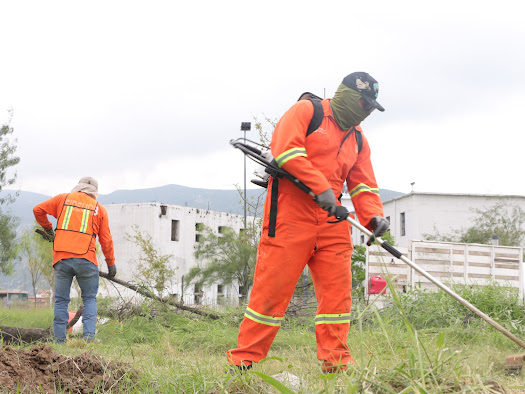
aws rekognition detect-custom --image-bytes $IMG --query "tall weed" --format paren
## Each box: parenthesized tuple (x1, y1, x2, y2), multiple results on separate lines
(379, 280, 525, 335)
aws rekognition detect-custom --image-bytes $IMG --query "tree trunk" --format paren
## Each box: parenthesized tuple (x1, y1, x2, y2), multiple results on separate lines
(99, 272, 220, 320)
(0, 326, 52, 344)
(0, 305, 82, 345)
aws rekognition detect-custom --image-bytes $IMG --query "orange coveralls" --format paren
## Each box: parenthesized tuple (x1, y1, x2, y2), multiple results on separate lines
(228, 98, 384, 370)
(33, 192, 115, 267)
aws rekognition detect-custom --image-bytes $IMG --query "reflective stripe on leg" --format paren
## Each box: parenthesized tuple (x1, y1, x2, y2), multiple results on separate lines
(244, 307, 283, 327)
(315, 313, 351, 325)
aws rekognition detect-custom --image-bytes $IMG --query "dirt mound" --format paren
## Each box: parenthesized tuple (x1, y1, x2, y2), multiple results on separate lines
(0, 344, 138, 393)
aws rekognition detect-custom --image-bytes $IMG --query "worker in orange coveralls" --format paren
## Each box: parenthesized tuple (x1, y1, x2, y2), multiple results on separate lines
(33, 177, 117, 343)
(227, 72, 390, 373)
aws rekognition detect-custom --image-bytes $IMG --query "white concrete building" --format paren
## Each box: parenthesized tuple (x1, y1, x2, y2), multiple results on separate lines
(102, 202, 251, 306)
(344, 192, 525, 248)
(100, 193, 525, 306)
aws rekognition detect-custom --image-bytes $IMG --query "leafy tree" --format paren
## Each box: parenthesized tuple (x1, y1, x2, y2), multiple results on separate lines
(421, 225, 457, 243)
(253, 114, 277, 146)
(16, 224, 53, 305)
(0, 109, 20, 204)
(127, 226, 177, 297)
(189, 222, 259, 303)
(352, 244, 366, 290)
(0, 110, 21, 274)
(423, 200, 525, 247)
(0, 212, 19, 274)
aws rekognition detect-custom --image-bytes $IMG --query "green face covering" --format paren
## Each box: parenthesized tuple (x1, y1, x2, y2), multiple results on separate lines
(330, 83, 371, 130)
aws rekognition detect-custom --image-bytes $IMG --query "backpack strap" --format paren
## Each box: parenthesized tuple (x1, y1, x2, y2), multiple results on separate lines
(268, 178, 279, 237)
(306, 99, 324, 137)
(297, 92, 324, 137)
(355, 129, 363, 153)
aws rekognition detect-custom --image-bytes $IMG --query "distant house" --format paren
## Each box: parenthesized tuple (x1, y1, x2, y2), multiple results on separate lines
(343, 192, 525, 248)
(103, 202, 252, 306)
(0, 291, 29, 307)
(28, 290, 51, 306)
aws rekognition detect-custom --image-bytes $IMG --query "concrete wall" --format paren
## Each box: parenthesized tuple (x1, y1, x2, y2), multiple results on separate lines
(100, 202, 251, 306)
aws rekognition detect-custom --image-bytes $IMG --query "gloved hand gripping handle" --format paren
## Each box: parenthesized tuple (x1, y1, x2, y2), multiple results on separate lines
(36, 228, 55, 242)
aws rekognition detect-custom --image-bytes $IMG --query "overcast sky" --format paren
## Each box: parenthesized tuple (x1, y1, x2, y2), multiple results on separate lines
(1, 0, 524, 198)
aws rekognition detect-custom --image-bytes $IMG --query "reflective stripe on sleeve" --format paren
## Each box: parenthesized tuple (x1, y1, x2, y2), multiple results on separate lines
(244, 307, 283, 327)
(315, 313, 351, 325)
(349, 183, 380, 198)
(275, 148, 307, 167)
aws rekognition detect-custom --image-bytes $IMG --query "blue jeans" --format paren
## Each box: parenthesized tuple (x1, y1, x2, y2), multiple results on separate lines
(54, 258, 99, 342)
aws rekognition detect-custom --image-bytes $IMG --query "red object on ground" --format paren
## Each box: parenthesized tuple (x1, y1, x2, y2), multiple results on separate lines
(369, 275, 387, 294)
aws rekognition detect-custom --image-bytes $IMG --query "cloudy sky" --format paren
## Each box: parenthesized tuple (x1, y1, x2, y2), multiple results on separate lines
(1, 0, 523, 197)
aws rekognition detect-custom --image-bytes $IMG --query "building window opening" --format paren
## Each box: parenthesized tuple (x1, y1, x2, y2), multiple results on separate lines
(171, 220, 180, 241)
(400, 212, 406, 237)
(194, 283, 203, 304)
(218, 225, 230, 234)
(360, 235, 365, 244)
(217, 284, 225, 304)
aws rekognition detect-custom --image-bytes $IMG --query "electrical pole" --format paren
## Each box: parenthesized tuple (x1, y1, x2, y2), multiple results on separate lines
(240, 122, 251, 229)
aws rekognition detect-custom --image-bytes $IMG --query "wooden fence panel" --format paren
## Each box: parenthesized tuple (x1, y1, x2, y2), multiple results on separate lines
(365, 240, 523, 300)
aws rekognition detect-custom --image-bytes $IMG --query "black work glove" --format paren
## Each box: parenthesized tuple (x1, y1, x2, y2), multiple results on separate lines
(108, 265, 117, 278)
(42, 228, 55, 242)
(328, 205, 349, 223)
(315, 189, 337, 216)
(369, 216, 389, 238)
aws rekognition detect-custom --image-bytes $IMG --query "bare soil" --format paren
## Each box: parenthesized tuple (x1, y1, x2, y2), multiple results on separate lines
(0, 344, 139, 393)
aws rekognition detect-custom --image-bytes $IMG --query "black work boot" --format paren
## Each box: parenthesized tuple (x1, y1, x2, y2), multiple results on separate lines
(227, 363, 253, 375)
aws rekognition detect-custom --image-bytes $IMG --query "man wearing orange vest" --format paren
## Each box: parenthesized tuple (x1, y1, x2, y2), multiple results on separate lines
(227, 72, 390, 373)
(33, 177, 116, 343)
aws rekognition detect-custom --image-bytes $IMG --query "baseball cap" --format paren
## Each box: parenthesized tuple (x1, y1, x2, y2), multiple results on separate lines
(342, 72, 385, 112)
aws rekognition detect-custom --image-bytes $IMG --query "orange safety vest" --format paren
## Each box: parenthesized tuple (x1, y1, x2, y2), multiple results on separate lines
(54, 193, 98, 255)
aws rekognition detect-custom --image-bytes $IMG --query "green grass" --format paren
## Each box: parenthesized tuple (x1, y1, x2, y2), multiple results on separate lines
(0, 305, 54, 328)
(1, 283, 525, 393)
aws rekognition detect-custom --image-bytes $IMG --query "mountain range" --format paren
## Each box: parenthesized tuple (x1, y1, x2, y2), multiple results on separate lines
(0, 184, 404, 227)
